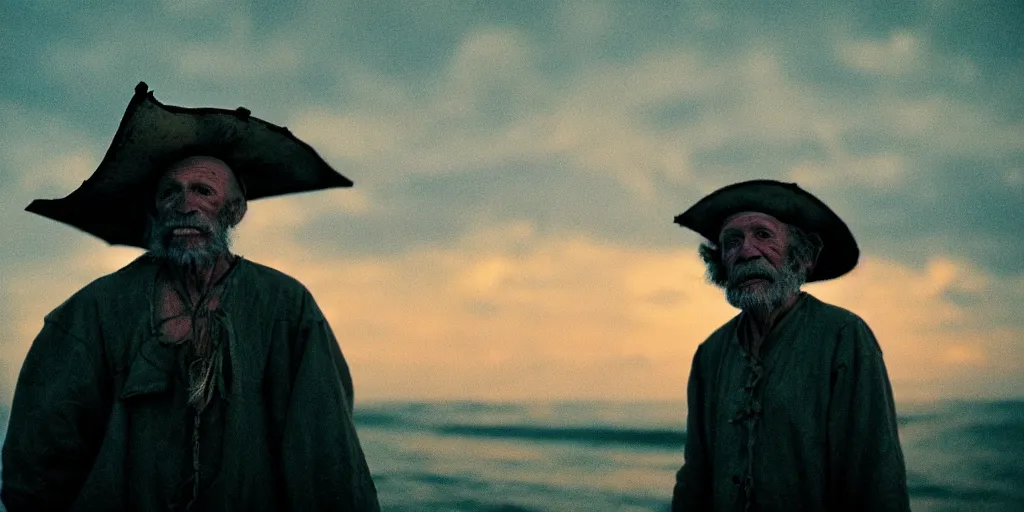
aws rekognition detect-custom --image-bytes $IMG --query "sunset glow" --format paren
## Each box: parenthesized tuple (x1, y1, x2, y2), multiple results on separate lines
(1, 2, 1021, 408)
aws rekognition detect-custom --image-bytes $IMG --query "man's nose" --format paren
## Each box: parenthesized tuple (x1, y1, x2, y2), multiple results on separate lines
(736, 236, 761, 261)
(173, 193, 200, 214)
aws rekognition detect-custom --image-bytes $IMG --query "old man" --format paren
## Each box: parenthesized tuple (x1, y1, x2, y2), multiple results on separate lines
(670, 180, 909, 511)
(2, 83, 379, 511)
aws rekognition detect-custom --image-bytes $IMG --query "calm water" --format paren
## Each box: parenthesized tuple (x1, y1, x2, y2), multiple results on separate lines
(2, 399, 1023, 511)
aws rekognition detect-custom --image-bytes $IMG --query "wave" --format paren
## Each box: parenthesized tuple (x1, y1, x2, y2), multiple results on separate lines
(354, 411, 686, 448)
(374, 469, 671, 512)
(354, 406, 688, 448)
(907, 482, 1006, 502)
(436, 424, 686, 447)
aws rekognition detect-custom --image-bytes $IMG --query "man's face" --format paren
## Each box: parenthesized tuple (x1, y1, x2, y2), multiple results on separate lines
(718, 212, 805, 313)
(146, 156, 243, 268)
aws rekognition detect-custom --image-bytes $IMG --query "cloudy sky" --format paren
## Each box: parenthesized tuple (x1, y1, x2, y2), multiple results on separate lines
(1, 1, 1021, 405)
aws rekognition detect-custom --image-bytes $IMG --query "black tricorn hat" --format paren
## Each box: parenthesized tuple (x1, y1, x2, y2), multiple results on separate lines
(674, 180, 859, 282)
(26, 81, 352, 249)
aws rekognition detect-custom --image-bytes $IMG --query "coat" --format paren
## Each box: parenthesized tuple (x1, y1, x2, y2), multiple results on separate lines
(1, 255, 380, 511)
(671, 293, 910, 511)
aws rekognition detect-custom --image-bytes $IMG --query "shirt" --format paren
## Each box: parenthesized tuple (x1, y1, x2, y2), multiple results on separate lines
(2, 255, 380, 511)
(672, 293, 910, 511)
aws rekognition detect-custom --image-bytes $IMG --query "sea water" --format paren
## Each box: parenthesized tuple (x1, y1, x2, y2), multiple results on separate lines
(1, 399, 1022, 511)
(356, 400, 1024, 511)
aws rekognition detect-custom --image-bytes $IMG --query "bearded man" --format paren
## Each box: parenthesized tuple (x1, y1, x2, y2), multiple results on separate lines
(2, 83, 379, 511)
(669, 180, 910, 511)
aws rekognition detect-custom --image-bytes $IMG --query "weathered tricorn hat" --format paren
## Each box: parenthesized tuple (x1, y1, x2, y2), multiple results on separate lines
(26, 81, 352, 249)
(674, 179, 858, 282)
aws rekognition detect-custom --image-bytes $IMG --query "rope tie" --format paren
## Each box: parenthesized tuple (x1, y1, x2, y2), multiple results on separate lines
(188, 412, 201, 511)
(731, 351, 765, 511)
(155, 262, 236, 511)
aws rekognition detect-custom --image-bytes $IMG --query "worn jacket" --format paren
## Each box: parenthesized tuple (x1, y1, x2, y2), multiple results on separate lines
(2, 255, 380, 511)
(672, 293, 910, 511)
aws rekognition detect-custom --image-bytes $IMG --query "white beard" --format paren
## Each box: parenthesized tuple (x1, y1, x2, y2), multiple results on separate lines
(725, 258, 806, 314)
(145, 214, 233, 270)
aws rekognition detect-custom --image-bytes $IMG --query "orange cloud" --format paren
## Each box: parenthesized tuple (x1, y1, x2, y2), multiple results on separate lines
(234, 206, 1024, 402)
(3, 203, 1021, 406)
(4, 211, 1021, 406)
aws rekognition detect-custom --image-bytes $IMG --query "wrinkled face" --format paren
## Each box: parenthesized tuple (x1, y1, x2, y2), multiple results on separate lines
(146, 156, 245, 269)
(719, 212, 805, 313)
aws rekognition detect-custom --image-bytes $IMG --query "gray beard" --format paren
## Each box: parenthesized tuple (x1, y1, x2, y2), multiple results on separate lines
(725, 257, 806, 314)
(145, 213, 233, 270)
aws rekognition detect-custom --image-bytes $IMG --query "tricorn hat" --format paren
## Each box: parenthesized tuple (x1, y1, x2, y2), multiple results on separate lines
(26, 81, 352, 249)
(674, 179, 858, 282)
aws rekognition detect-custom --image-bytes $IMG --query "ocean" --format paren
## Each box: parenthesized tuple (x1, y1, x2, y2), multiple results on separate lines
(1, 399, 1022, 511)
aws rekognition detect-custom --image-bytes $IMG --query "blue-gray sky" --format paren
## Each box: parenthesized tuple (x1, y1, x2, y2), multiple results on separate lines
(1, 1, 1022, 403)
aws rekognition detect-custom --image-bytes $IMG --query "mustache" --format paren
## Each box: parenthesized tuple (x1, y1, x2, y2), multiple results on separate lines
(154, 214, 215, 235)
(728, 261, 777, 287)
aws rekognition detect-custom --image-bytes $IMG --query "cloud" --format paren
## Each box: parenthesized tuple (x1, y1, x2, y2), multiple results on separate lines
(217, 224, 733, 401)
(556, 0, 613, 44)
(14, 3, 1023, 276)
(811, 255, 1024, 400)
(838, 31, 923, 76)
(251, 213, 1024, 403)
(5, 218, 1019, 404)
(0, 103, 101, 193)
(790, 153, 907, 188)
(938, 345, 986, 366)
(2, 1, 1022, 404)
(286, 23, 1022, 277)
(177, 37, 303, 82)
(160, 0, 223, 17)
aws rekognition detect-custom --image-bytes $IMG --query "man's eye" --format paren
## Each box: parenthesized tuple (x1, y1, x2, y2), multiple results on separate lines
(193, 185, 213, 196)
(756, 230, 772, 239)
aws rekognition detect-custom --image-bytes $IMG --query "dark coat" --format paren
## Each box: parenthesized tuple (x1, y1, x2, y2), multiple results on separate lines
(2, 255, 380, 511)
(672, 293, 910, 511)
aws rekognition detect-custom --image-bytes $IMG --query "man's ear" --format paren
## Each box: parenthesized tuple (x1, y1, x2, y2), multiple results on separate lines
(228, 199, 247, 227)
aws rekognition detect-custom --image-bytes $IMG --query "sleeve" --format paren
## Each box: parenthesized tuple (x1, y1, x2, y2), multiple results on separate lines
(826, 319, 910, 512)
(671, 344, 711, 511)
(280, 298, 380, 512)
(1, 319, 112, 512)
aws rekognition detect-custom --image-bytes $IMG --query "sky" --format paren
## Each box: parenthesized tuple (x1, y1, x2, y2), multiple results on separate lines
(1, 1, 1022, 405)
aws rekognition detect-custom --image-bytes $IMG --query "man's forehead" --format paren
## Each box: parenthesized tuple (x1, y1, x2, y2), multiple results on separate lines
(720, 211, 786, 233)
(161, 156, 235, 184)
(159, 155, 239, 190)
